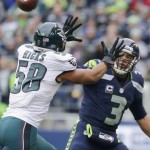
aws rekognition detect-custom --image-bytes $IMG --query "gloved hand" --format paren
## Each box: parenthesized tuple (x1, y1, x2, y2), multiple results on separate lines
(63, 15, 82, 42)
(101, 37, 125, 67)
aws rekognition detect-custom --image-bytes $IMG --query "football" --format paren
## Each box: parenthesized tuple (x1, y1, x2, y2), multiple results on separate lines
(17, 0, 38, 12)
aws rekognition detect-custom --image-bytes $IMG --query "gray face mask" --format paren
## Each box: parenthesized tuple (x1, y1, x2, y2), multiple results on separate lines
(113, 50, 139, 75)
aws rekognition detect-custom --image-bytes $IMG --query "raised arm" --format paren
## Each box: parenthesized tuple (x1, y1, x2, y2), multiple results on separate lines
(57, 61, 107, 84)
(57, 37, 124, 84)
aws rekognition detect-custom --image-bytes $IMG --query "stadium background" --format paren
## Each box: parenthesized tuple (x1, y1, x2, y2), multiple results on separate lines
(0, 0, 150, 149)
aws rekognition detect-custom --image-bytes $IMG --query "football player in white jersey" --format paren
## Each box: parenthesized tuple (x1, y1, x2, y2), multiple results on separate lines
(0, 16, 125, 150)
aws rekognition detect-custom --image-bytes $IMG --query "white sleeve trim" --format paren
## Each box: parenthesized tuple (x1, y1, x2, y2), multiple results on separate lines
(132, 81, 143, 93)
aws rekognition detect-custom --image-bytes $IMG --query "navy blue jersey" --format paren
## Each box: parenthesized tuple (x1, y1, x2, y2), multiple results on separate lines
(79, 59, 147, 132)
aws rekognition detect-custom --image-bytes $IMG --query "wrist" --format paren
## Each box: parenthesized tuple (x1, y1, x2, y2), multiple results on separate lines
(102, 56, 114, 66)
(101, 61, 110, 68)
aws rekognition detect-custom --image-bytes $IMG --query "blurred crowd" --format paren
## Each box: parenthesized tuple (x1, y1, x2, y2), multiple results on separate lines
(0, 0, 150, 113)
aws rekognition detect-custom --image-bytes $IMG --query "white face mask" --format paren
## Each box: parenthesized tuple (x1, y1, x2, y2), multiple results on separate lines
(113, 51, 139, 75)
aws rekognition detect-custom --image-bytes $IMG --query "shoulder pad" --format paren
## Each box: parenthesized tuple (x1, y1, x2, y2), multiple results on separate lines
(132, 71, 144, 87)
(24, 44, 33, 49)
(53, 52, 74, 61)
(51, 52, 77, 72)
(17, 44, 33, 52)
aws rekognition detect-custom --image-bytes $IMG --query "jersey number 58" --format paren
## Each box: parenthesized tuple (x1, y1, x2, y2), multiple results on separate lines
(11, 60, 47, 94)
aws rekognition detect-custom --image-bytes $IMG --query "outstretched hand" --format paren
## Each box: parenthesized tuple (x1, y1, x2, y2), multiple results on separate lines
(63, 15, 82, 42)
(101, 37, 125, 67)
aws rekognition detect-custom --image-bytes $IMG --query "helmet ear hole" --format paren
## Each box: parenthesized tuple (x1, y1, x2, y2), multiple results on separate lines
(33, 22, 66, 52)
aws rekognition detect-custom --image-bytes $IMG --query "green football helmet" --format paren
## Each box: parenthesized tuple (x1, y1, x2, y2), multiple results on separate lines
(33, 22, 67, 52)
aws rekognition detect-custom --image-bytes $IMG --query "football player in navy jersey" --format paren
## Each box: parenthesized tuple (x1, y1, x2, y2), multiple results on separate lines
(66, 38, 150, 150)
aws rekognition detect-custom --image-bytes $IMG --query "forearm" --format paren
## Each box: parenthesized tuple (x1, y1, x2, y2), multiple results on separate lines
(85, 62, 107, 83)
(57, 62, 108, 84)
(137, 115, 150, 137)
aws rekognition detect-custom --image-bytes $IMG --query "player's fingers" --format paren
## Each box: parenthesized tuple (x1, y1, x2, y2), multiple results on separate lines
(67, 15, 73, 26)
(113, 37, 119, 47)
(101, 41, 107, 50)
(119, 44, 125, 51)
(64, 15, 72, 26)
(70, 17, 78, 27)
(115, 45, 125, 57)
(64, 18, 69, 26)
(74, 37, 82, 42)
(112, 37, 119, 53)
(116, 40, 124, 53)
(71, 23, 82, 31)
(67, 36, 82, 42)
(67, 23, 82, 34)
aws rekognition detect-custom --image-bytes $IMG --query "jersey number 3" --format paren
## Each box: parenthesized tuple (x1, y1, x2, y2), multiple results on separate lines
(11, 60, 47, 94)
(104, 95, 127, 125)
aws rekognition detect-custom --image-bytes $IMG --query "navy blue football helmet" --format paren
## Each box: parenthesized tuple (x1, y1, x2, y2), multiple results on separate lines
(113, 38, 140, 75)
(33, 22, 67, 52)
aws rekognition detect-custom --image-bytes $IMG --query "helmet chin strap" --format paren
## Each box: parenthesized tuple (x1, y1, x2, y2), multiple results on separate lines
(113, 67, 128, 75)
(112, 68, 129, 80)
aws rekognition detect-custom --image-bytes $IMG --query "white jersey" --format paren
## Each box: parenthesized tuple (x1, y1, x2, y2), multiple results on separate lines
(3, 44, 77, 128)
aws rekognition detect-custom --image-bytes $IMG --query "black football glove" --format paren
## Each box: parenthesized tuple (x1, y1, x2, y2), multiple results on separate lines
(101, 37, 125, 67)
(63, 15, 82, 42)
